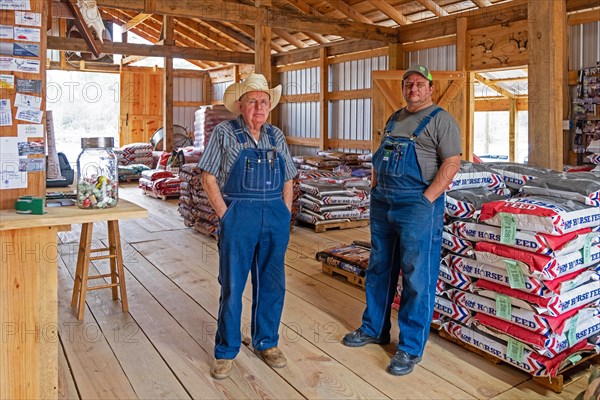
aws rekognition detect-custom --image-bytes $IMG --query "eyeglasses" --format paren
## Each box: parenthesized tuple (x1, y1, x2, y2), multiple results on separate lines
(403, 82, 429, 90)
(240, 98, 270, 108)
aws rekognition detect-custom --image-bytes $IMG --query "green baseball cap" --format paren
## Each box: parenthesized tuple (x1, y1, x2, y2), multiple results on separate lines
(403, 65, 433, 81)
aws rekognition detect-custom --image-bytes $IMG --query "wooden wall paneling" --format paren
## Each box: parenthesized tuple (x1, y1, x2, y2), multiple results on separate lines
(509, 98, 517, 162)
(527, 0, 565, 170)
(0, 1, 48, 209)
(119, 67, 163, 145)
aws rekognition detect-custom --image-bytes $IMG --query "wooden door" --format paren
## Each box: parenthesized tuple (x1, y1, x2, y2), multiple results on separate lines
(372, 70, 471, 159)
(119, 67, 163, 145)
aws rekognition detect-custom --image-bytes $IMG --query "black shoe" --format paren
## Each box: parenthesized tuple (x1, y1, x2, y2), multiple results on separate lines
(386, 350, 422, 376)
(342, 329, 390, 347)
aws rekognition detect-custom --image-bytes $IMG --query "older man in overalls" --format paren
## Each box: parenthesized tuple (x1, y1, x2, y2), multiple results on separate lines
(199, 74, 297, 379)
(343, 65, 462, 376)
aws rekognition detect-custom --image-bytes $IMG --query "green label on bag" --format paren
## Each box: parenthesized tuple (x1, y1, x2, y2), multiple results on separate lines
(504, 260, 526, 289)
(495, 294, 512, 320)
(383, 150, 391, 161)
(582, 234, 594, 265)
(507, 337, 525, 362)
(567, 354, 582, 365)
(500, 213, 517, 245)
(567, 314, 579, 347)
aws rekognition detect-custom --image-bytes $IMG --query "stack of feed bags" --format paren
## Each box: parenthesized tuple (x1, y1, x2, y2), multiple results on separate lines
(296, 179, 370, 225)
(178, 163, 218, 238)
(115, 142, 154, 167)
(587, 140, 600, 172)
(139, 169, 182, 198)
(194, 104, 236, 150)
(439, 193, 600, 377)
(315, 240, 371, 277)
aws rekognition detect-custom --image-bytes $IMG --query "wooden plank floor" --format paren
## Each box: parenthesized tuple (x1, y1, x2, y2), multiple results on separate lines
(55, 184, 593, 399)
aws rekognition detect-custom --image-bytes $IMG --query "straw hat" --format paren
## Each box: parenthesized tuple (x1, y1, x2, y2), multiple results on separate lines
(223, 73, 282, 115)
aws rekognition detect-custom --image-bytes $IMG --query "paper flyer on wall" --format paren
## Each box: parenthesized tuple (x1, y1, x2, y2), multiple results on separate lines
(16, 78, 41, 93)
(0, 98, 12, 126)
(19, 157, 44, 172)
(14, 26, 40, 42)
(0, 25, 13, 39)
(15, 11, 41, 26)
(0, 137, 27, 190)
(0, 74, 14, 90)
(15, 107, 42, 123)
(14, 93, 41, 110)
(0, 0, 31, 10)
(17, 123, 43, 139)
(12, 57, 40, 73)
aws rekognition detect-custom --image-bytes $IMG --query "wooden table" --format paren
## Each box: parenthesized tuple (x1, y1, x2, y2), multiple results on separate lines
(0, 199, 148, 399)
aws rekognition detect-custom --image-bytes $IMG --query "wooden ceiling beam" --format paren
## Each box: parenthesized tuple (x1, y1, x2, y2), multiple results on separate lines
(325, 0, 373, 24)
(471, 0, 492, 8)
(232, 23, 285, 52)
(174, 17, 249, 52)
(94, 0, 399, 43)
(273, 29, 307, 48)
(475, 73, 515, 99)
(304, 32, 329, 44)
(124, 13, 152, 31)
(416, 0, 449, 17)
(368, 0, 412, 25)
(202, 20, 256, 50)
(47, 36, 255, 64)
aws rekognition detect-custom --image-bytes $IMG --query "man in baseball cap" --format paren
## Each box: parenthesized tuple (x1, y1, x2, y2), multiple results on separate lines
(403, 64, 433, 81)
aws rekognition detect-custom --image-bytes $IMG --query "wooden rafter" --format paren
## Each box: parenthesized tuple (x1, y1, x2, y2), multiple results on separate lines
(100, 9, 214, 68)
(124, 13, 152, 31)
(273, 29, 307, 48)
(232, 23, 285, 52)
(66, 0, 101, 57)
(368, 0, 412, 25)
(471, 0, 493, 8)
(325, 0, 373, 24)
(201, 20, 256, 50)
(94, 0, 399, 43)
(174, 18, 248, 52)
(475, 73, 515, 99)
(279, 0, 321, 16)
(47, 36, 254, 64)
(417, 0, 449, 17)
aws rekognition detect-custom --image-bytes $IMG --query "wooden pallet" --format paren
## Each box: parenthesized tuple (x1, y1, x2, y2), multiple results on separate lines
(321, 262, 365, 288)
(141, 188, 179, 201)
(299, 219, 369, 233)
(532, 353, 599, 393)
(435, 328, 598, 393)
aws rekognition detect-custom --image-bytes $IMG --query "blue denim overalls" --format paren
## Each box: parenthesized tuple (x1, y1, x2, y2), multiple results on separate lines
(360, 107, 445, 357)
(214, 120, 291, 360)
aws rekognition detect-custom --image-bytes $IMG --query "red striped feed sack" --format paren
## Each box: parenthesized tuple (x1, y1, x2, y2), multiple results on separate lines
(479, 196, 600, 235)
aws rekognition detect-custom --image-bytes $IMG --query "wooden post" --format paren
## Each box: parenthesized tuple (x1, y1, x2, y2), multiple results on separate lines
(270, 64, 280, 127)
(456, 16, 473, 161)
(319, 47, 329, 150)
(527, 0, 565, 170)
(255, 2, 271, 80)
(388, 43, 405, 71)
(162, 15, 174, 151)
(509, 98, 517, 162)
(59, 18, 67, 70)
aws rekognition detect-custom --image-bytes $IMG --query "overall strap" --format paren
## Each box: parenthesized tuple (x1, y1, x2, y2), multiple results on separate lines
(411, 107, 443, 139)
(265, 124, 277, 147)
(228, 119, 247, 144)
(384, 109, 404, 134)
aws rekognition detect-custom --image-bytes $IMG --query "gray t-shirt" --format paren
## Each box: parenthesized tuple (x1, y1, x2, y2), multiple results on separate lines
(388, 104, 462, 182)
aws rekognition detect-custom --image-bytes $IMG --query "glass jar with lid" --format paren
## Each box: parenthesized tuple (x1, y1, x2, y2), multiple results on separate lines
(76, 137, 119, 209)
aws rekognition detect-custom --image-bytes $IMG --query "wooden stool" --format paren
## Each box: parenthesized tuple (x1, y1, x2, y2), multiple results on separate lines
(71, 220, 128, 320)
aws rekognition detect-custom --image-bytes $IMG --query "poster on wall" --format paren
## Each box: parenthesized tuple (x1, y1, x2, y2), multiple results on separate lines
(15, 11, 41, 26)
(14, 26, 40, 42)
(0, 98, 12, 126)
(0, 74, 14, 89)
(0, 0, 31, 11)
(0, 137, 27, 190)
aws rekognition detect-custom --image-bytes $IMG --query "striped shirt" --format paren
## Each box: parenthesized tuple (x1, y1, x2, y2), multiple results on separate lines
(198, 115, 298, 188)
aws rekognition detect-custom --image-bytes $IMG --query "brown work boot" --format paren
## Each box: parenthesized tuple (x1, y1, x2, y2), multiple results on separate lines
(210, 359, 233, 379)
(255, 347, 287, 368)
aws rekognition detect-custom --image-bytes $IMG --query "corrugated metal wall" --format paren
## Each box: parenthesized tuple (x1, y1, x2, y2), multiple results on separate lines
(213, 81, 231, 103)
(406, 45, 457, 70)
(569, 21, 600, 71)
(174, 76, 204, 135)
